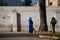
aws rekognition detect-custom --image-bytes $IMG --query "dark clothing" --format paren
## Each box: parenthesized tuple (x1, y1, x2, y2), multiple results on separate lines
(50, 17, 57, 33)
(29, 18, 33, 33)
(53, 26, 55, 33)
(52, 25, 55, 33)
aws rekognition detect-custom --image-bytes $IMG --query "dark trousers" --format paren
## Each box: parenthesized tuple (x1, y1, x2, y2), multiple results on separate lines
(52, 27, 55, 33)
(52, 24, 55, 33)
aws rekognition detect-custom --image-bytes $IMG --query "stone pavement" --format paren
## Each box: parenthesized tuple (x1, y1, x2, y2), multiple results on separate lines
(0, 31, 51, 38)
(0, 31, 39, 38)
(0, 37, 53, 40)
(0, 31, 53, 40)
(0, 31, 60, 36)
(0, 31, 56, 34)
(0, 31, 36, 37)
(0, 31, 60, 40)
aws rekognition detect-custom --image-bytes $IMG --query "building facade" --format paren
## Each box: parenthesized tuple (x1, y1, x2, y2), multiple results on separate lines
(0, 0, 60, 32)
(0, 6, 40, 32)
(46, 6, 60, 32)
(46, 0, 60, 6)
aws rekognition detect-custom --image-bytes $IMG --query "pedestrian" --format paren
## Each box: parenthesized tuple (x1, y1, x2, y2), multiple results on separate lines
(50, 17, 57, 33)
(28, 17, 34, 33)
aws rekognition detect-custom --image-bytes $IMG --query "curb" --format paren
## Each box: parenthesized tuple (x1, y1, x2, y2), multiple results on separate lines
(39, 35, 59, 39)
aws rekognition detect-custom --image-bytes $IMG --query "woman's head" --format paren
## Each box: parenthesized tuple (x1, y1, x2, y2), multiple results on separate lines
(29, 17, 32, 20)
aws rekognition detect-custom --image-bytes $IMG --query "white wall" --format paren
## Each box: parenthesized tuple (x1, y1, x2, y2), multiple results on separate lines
(0, 6, 40, 32)
(0, 6, 60, 32)
(46, 6, 60, 32)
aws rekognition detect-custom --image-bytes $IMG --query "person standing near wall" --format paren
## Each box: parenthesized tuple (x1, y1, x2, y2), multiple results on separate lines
(28, 17, 34, 33)
(50, 17, 57, 33)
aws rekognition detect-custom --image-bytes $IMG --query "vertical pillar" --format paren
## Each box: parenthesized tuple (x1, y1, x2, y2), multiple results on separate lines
(10, 12, 13, 32)
(46, 0, 50, 6)
(12, 9, 17, 32)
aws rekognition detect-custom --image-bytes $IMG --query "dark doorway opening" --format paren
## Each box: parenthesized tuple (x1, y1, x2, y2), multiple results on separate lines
(17, 13, 21, 32)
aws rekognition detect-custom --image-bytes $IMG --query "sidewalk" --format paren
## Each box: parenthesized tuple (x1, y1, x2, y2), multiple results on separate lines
(0, 31, 60, 39)
(0, 31, 60, 34)
(0, 32, 29, 34)
(0, 31, 39, 38)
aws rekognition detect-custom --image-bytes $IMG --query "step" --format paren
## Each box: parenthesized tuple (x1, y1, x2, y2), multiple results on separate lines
(0, 32, 39, 38)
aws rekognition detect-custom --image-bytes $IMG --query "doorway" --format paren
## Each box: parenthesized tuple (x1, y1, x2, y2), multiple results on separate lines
(17, 13, 21, 32)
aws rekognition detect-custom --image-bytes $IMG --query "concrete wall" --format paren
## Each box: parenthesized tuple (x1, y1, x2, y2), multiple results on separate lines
(0, 8, 13, 32)
(0, 6, 40, 32)
(0, 6, 60, 32)
(46, 0, 60, 6)
(46, 6, 60, 32)
(50, 0, 58, 6)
